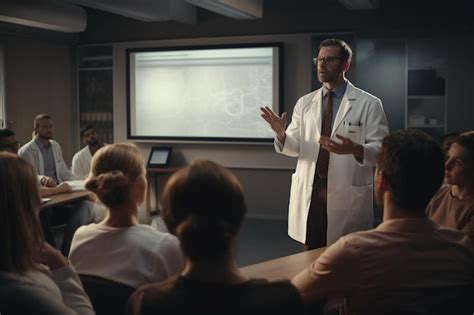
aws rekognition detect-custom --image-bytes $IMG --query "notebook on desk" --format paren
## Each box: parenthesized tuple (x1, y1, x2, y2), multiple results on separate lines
(64, 180, 86, 191)
(147, 146, 172, 168)
(41, 198, 51, 205)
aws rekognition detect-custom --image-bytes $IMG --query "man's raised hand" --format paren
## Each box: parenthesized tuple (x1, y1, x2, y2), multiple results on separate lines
(260, 106, 287, 143)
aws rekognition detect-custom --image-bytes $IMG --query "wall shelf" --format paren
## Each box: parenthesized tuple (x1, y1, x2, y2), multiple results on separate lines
(408, 124, 445, 128)
(407, 95, 445, 99)
(405, 39, 447, 140)
(77, 44, 114, 145)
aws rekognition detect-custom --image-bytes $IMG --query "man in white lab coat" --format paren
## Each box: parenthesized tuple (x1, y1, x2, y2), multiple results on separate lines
(19, 114, 94, 255)
(72, 125, 105, 179)
(261, 38, 389, 249)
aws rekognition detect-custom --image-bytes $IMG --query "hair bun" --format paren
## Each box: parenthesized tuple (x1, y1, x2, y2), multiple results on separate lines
(85, 170, 129, 207)
(176, 216, 231, 258)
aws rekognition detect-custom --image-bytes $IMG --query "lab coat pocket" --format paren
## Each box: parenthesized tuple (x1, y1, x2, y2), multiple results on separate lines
(343, 124, 362, 144)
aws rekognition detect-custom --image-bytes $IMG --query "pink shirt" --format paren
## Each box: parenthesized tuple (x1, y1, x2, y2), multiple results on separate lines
(427, 185, 474, 240)
(306, 218, 474, 314)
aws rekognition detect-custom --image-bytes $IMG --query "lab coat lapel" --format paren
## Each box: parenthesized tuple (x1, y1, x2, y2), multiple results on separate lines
(331, 83, 355, 137)
(310, 89, 323, 136)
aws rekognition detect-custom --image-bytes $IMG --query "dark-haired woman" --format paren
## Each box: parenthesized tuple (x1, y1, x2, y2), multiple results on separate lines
(69, 143, 183, 288)
(427, 134, 474, 240)
(128, 160, 304, 315)
(0, 152, 94, 315)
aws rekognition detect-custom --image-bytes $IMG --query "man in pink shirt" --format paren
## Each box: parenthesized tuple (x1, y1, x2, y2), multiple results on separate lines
(292, 129, 474, 315)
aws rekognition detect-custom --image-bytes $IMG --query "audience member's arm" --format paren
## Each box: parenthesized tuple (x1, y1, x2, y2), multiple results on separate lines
(37, 243, 94, 315)
(291, 238, 358, 303)
(40, 182, 72, 197)
(71, 154, 88, 179)
(55, 145, 78, 181)
(39, 175, 57, 187)
(462, 214, 474, 241)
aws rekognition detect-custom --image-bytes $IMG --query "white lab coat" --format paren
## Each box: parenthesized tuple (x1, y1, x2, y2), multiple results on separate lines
(276, 81, 389, 245)
(19, 138, 77, 183)
(71, 145, 92, 179)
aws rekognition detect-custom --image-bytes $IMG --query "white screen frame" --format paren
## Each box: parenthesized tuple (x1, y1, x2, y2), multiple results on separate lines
(126, 43, 283, 143)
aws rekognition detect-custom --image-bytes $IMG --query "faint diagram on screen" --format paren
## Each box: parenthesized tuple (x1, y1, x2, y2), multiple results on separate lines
(127, 44, 282, 142)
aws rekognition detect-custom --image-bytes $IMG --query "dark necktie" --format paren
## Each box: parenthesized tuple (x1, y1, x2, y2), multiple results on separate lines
(315, 90, 333, 179)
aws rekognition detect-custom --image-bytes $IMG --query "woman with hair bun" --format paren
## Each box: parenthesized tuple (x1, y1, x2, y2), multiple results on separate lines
(69, 143, 184, 288)
(128, 160, 304, 315)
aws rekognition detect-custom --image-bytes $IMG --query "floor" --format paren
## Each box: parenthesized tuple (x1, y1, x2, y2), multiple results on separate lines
(235, 217, 302, 267)
(57, 217, 302, 266)
(58, 210, 382, 267)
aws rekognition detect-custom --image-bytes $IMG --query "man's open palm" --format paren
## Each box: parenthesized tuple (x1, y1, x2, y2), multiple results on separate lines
(260, 106, 287, 137)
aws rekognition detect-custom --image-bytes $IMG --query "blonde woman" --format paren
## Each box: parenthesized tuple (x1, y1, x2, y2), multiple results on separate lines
(0, 152, 93, 315)
(69, 143, 184, 288)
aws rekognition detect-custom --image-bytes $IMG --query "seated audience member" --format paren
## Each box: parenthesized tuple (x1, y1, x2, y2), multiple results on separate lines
(17, 115, 95, 255)
(427, 134, 474, 240)
(0, 152, 94, 315)
(69, 143, 184, 288)
(72, 125, 105, 179)
(440, 132, 460, 156)
(292, 129, 474, 315)
(0, 128, 71, 197)
(128, 160, 304, 315)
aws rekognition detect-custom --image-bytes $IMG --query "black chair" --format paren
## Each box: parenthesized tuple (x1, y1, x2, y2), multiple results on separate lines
(79, 274, 135, 315)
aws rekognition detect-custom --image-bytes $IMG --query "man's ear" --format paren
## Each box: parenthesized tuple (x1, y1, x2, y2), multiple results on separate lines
(378, 171, 389, 192)
(342, 60, 350, 72)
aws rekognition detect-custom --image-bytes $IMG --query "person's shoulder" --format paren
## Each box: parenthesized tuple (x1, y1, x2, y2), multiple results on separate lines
(49, 139, 62, 149)
(432, 185, 452, 201)
(334, 229, 381, 253)
(297, 89, 320, 103)
(18, 139, 36, 154)
(133, 225, 179, 248)
(135, 224, 170, 238)
(434, 223, 474, 245)
(72, 223, 100, 239)
(73, 146, 89, 158)
(304, 88, 321, 97)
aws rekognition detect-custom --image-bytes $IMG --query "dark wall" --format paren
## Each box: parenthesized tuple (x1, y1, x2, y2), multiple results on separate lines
(77, 0, 474, 137)
(2, 0, 474, 218)
(355, 39, 406, 133)
(79, 0, 473, 44)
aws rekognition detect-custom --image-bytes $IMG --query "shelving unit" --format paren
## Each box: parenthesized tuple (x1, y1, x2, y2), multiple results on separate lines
(77, 44, 114, 144)
(405, 39, 447, 140)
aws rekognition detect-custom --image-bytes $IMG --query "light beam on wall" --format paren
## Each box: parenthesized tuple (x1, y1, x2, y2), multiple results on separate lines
(185, 0, 262, 19)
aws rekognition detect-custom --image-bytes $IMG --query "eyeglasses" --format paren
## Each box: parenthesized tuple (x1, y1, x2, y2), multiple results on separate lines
(313, 56, 342, 66)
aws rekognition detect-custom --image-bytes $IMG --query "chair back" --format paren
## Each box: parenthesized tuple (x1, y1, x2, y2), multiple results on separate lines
(80, 274, 135, 315)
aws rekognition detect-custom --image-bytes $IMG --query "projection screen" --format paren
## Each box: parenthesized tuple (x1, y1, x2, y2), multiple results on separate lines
(127, 43, 283, 143)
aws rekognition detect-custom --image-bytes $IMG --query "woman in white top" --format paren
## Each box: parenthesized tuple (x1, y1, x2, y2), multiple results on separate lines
(0, 152, 94, 315)
(69, 143, 184, 288)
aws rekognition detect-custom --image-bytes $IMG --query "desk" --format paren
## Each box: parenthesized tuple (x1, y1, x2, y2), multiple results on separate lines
(41, 191, 92, 209)
(146, 167, 182, 216)
(240, 247, 325, 282)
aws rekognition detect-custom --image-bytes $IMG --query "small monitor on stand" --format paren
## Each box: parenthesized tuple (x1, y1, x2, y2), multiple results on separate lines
(147, 146, 172, 168)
